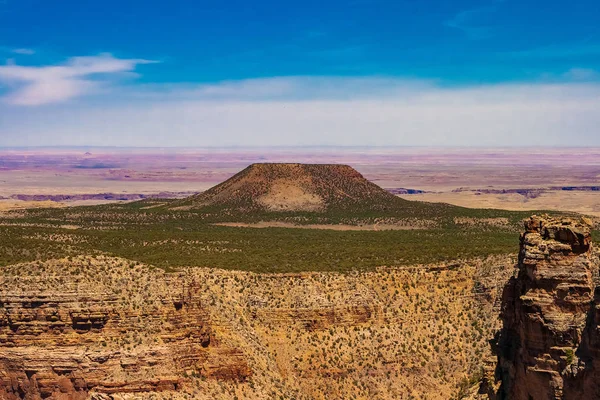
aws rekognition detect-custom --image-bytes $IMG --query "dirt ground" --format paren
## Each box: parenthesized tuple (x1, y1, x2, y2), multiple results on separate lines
(213, 221, 430, 230)
(400, 191, 600, 217)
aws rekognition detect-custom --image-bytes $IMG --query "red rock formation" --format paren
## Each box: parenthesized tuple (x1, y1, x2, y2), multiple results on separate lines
(493, 215, 599, 399)
(0, 273, 251, 399)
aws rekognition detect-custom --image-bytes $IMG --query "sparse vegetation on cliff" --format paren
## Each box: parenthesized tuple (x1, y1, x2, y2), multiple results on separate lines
(0, 254, 514, 399)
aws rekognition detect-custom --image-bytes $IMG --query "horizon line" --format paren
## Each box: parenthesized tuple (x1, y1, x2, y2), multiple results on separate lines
(2, 145, 600, 150)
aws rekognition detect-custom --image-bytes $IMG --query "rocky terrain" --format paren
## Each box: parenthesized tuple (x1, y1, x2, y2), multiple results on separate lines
(0, 258, 251, 400)
(3, 162, 597, 399)
(0, 254, 515, 399)
(489, 215, 600, 399)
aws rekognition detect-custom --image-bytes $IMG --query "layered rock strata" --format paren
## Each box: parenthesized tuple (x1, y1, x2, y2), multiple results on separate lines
(493, 215, 600, 399)
(0, 254, 511, 399)
(0, 264, 250, 400)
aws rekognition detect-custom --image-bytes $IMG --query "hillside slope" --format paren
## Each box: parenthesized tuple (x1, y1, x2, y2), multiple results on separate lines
(172, 163, 411, 213)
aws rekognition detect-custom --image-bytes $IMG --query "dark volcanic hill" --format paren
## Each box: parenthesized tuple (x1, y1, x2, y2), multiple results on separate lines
(172, 163, 410, 213)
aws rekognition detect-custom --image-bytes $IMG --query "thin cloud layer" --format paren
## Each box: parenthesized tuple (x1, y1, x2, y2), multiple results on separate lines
(444, 1, 504, 40)
(1, 76, 599, 147)
(12, 48, 35, 55)
(563, 68, 599, 81)
(131, 77, 437, 102)
(0, 53, 155, 105)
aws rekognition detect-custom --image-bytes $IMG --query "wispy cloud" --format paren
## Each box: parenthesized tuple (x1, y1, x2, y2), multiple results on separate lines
(445, 1, 503, 39)
(123, 76, 436, 102)
(563, 68, 599, 81)
(12, 48, 35, 55)
(0, 46, 34, 55)
(0, 53, 156, 106)
(506, 43, 600, 59)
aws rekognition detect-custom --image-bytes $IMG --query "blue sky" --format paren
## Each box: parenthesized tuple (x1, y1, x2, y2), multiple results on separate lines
(0, 0, 599, 146)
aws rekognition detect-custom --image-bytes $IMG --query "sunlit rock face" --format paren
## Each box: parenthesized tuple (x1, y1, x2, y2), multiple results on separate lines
(0, 263, 250, 400)
(493, 215, 600, 399)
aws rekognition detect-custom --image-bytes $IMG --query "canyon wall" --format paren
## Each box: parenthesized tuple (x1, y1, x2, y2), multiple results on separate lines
(0, 261, 250, 400)
(0, 255, 512, 399)
(492, 215, 600, 399)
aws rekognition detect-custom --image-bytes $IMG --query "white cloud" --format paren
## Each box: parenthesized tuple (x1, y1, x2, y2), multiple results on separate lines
(0, 53, 156, 105)
(12, 48, 35, 55)
(444, 2, 503, 40)
(1, 77, 598, 147)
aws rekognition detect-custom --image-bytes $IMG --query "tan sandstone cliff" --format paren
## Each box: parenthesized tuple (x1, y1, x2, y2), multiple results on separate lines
(0, 254, 513, 399)
(0, 262, 251, 400)
(492, 215, 600, 399)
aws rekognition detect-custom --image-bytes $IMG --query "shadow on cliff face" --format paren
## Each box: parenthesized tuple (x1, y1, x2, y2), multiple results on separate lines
(490, 276, 520, 400)
(563, 284, 600, 398)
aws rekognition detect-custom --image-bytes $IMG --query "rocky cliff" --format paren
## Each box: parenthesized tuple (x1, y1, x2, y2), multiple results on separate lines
(492, 215, 600, 399)
(0, 254, 513, 399)
(0, 258, 251, 400)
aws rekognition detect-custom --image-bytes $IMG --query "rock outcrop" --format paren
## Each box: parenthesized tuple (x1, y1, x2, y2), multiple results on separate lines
(492, 215, 600, 399)
(0, 260, 251, 400)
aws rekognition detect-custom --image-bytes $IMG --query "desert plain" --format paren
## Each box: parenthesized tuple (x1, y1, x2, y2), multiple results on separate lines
(2, 146, 600, 216)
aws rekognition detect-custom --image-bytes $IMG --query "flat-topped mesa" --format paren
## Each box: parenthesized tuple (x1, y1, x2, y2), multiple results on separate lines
(171, 163, 407, 213)
(492, 215, 598, 400)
